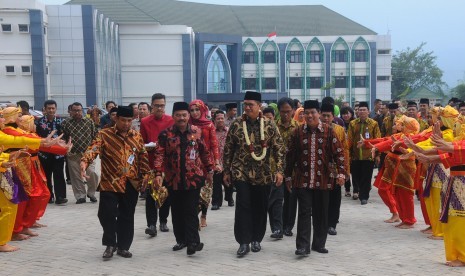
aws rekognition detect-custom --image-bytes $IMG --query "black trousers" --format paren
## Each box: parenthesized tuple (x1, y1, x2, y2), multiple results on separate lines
(170, 188, 201, 245)
(212, 172, 224, 206)
(283, 185, 297, 231)
(295, 188, 329, 251)
(234, 181, 268, 244)
(351, 160, 375, 201)
(268, 184, 284, 232)
(328, 185, 342, 228)
(344, 179, 351, 193)
(98, 181, 138, 250)
(39, 156, 66, 200)
(65, 156, 70, 181)
(145, 186, 171, 227)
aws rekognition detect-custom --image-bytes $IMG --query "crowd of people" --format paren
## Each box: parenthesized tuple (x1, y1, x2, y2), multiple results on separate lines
(0, 93, 464, 267)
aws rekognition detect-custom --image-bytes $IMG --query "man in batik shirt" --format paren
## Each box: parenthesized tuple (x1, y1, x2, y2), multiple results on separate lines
(223, 91, 285, 256)
(285, 100, 346, 256)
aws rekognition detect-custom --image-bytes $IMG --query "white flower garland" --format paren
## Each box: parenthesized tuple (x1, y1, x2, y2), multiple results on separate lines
(243, 114, 267, 161)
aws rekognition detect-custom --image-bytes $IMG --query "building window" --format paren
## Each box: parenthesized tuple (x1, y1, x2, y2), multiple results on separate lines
(43, 27, 47, 35)
(334, 50, 347, 62)
(378, 49, 390, 55)
(353, 50, 367, 62)
(243, 52, 257, 64)
(243, 78, 257, 90)
(18, 24, 29, 33)
(377, 75, 390, 81)
(335, 76, 347, 88)
(289, 51, 303, 63)
(5, 66, 15, 75)
(1, 24, 12, 32)
(264, 77, 277, 89)
(263, 51, 276, 63)
(289, 77, 303, 89)
(307, 77, 323, 89)
(21, 66, 31, 75)
(308, 51, 322, 63)
(353, 76, 368, 88)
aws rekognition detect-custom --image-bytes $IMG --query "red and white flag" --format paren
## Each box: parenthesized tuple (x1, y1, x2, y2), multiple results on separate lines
(267, 31, 277, 41)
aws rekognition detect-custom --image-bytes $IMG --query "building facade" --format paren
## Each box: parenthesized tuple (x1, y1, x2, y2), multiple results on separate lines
(2, 0, 391, 113)
(0, 0, 120, 114)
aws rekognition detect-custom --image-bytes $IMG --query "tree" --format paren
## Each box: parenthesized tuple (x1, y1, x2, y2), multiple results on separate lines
(391, 42, 445, 99)
(451, 83, 465, 100)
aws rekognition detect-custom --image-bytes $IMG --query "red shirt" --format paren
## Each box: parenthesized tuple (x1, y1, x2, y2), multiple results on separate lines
(140, 114, 174, 169)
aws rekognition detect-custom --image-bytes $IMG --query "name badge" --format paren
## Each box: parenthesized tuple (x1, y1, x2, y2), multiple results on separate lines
(127, 154, 135, 165)
(189, 149, 196, 160)
(365, 132, 370, 139)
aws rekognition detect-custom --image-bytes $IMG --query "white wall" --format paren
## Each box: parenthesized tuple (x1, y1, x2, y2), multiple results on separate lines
(0, 8, 35, 104)
(376, 35, 392, 101)
(119, 23, 192, 113)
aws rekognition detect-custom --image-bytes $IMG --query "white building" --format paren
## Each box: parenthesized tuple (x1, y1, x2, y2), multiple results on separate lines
(0, 0, 120, 114)
(1, 0, 392, 112)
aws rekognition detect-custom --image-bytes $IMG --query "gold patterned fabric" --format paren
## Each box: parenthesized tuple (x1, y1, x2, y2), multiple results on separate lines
(223, 116, 285, 185)
(14, 157, 32, 195)
(347, 118, 381, 161)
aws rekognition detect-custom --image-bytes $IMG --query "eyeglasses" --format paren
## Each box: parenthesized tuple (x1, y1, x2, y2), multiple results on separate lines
(243, 103, 257, 108)
(152, 104, 165, 109)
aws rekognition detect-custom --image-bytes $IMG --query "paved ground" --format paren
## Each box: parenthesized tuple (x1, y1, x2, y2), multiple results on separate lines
(1, 166, 463, 276)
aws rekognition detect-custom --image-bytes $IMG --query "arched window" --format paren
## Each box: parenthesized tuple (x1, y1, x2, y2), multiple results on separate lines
(206, 46, 231, 94)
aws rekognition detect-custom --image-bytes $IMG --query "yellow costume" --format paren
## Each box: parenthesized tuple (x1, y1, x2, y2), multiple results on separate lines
(0, 152, 17, 246)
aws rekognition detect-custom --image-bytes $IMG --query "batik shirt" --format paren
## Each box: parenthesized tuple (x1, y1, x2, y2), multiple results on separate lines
(285, 122, 346, 190)
(347, 118, 381, 161)
(35, 116, 65, 159)
(223, 116, 285, 185)
(154, 124, 213, 190)
(81, 126, 150, 193)
(215, 125, 229, 168)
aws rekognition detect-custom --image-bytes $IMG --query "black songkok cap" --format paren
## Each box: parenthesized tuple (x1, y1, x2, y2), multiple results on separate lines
(116, 106, 133, 118)
(407, 101, 417, 107)
(304, 100, 320, 110)
(419, 98, 430, 105)
(109, 107, 118, 114)
(172, 102, 189, 113)
(358, 102, 369, 108)
(244, 91, 261, 102)
(320, 103, 334, 113)
(388, 103, 399, 109)
(225, 103, 237, 110)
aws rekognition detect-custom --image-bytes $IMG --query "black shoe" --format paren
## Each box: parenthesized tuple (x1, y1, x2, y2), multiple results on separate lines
(102, 246, 116, 259)
(160, 223, 169, 232)
(228, 200, 234, 207)
(116, 249, 132, 258)
(87, 195, 98, 203)
(211, 205, 219, 211)
(251, 241, 261, 252)
(76, 198, 86, 204)
(48, 197, 55, 204)
(295, 248, 309, 256)
(311, 246, 329, 254)
(55, 198, 68, 205)
(139, 192, 146, 199)
(187, 242, 204, 255)
(145, 225, 157, 237)
(328, 227, 337, 236)
(172, 243, 187, 251)
(270, 230, 283, 239)
(361, 199, 368, 205)
(66, 179, 71, 185)
(283, 228, 293, 237)
(237, 244, 250, 256)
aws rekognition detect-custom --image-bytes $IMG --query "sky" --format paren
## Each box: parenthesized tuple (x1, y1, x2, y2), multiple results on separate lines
(41, 0, 465, 88)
